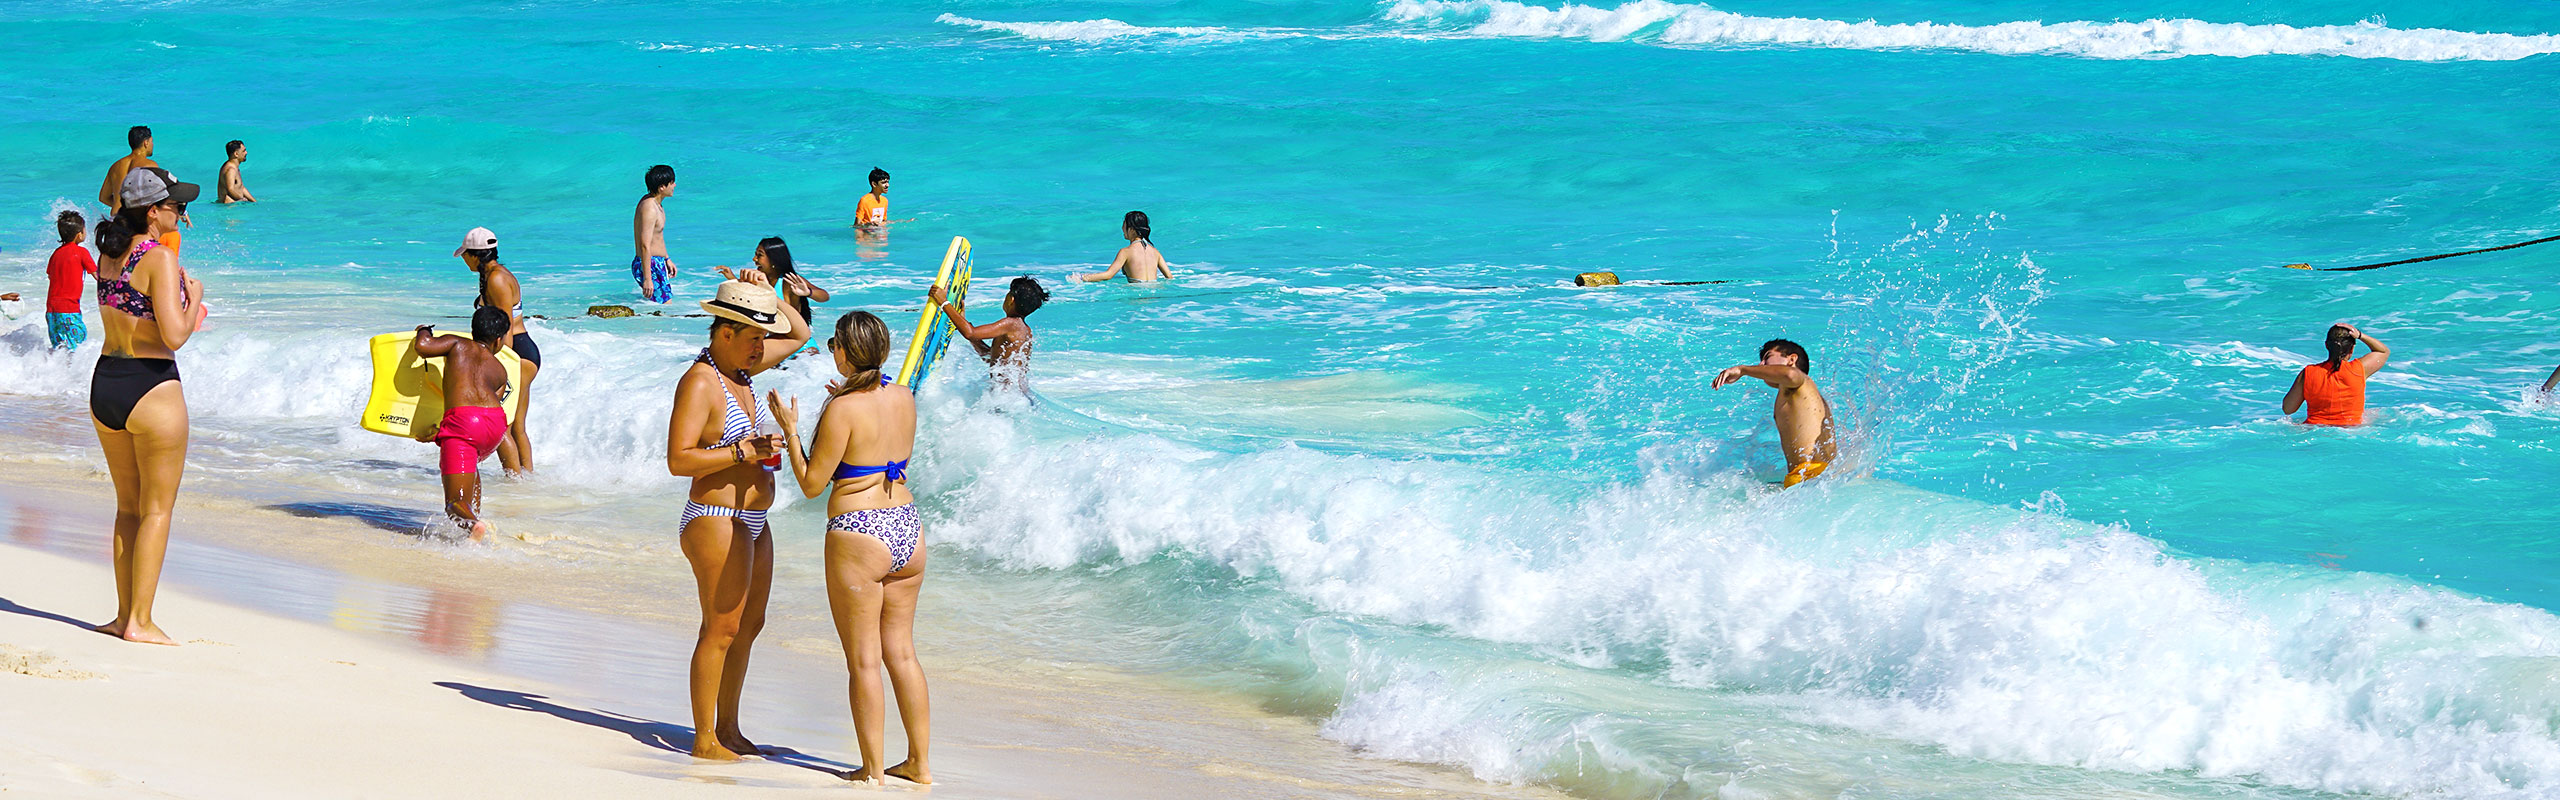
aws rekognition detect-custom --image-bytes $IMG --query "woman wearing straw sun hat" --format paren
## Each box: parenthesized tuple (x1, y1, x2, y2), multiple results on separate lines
(663, 273, 808, 760)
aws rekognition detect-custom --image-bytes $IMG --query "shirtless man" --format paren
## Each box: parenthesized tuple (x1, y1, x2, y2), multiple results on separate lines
(1711, 338, 1837, 487)
(99, 126, 157, 213)
(928, 276, 1047, 395)
(633, 164, 677, 303)
(413, 307, 516, 541)
(1079, 210, 1173, 283)
(215, 140, 256, 204)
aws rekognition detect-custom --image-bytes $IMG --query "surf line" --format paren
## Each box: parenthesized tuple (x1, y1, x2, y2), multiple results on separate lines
(2279, 232, 2560, 272)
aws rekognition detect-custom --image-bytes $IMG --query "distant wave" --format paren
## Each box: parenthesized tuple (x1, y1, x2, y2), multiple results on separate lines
(939, 1, 2560, 61)
(1386, 0, 2560, 60)
(934, 13, 1282, 43)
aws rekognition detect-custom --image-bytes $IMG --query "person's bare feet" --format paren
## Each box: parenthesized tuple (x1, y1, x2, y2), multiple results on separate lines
(691, 740, 743, 761)
(885, 760, 932, 784)
(714, 728, 761, 756)
(844, 768, 885, 785)
(119, 622, 177, 646)
(468, 521, 493, 543)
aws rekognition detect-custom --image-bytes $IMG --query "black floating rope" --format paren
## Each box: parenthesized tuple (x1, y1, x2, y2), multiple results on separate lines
(2281, 233, 2560, 272)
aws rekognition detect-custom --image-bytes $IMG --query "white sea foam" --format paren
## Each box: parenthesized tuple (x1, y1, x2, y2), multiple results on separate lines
(916, 404, 2560, 798)
(934, 13, 1271, 43)
(940, 2, 2560, 61)
(1386, 0, 2560, 60)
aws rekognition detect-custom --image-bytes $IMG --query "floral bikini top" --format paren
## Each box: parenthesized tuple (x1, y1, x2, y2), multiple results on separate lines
(97, 240, 188, 320)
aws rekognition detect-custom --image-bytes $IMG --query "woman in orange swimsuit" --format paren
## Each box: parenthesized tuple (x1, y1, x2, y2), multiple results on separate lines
(2283, 323, 2391, 426)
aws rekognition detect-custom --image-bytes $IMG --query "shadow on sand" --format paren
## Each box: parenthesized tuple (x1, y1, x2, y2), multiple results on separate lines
(265, 502, 435, 535)
(434, 682, 857, 777)
(0, 595, 95, 631)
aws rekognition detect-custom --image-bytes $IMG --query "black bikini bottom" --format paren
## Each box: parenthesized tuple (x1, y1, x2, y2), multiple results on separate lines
(511, 331, 542, 368)
(91, 356, 179, 432)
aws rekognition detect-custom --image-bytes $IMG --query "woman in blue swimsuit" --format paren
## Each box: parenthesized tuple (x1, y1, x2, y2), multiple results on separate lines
(771, 310, 930, 786)
(663, 274, 806, 761)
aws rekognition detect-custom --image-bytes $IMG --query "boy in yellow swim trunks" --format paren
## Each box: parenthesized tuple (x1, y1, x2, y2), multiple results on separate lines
(1711, 338, 1837, 487)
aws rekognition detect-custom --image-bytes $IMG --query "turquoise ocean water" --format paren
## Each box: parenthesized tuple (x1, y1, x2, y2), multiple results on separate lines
(4, 1, 2560, 796)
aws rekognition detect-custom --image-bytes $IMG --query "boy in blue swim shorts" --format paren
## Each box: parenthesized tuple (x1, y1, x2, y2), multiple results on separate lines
(45, 210, 96, 351)
(632, 164, 677, 303)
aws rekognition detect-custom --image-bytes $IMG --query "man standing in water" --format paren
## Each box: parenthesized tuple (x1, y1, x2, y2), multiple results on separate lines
(633, 164, 677, 303)
(1712, 339, 1837, 487)
(99, 126, 157, 214)
(413, 307, 516, 541)
(215, 140, 256, 204)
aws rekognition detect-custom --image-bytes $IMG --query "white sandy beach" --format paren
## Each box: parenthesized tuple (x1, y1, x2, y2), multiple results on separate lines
(0, 460, 1564, 799)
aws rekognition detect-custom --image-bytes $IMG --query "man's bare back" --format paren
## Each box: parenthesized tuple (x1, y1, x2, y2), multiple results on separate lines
(416, 327, 512, 411)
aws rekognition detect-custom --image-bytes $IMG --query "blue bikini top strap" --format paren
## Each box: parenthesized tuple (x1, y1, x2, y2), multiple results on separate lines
(831, 459, 908, 482)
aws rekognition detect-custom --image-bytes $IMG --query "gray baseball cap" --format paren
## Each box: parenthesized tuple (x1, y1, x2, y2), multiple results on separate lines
(120, 167, 201, 208)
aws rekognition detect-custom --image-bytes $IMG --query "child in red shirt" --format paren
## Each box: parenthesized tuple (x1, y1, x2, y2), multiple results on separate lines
(46, 210, 97, 351)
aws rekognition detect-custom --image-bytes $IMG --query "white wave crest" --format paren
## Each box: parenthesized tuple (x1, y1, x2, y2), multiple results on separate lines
(934, 13, 1268, 43)
(1383, 0, 2560, 60)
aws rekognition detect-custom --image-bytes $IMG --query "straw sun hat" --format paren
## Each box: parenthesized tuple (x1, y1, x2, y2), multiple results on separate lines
(702, 280, 791, 334)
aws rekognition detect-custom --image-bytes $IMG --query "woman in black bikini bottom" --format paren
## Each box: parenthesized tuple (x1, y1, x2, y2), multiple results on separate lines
(89, 167, 204, 646)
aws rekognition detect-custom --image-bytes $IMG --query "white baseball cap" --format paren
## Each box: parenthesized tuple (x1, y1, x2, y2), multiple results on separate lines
(454, 227, 497, 256)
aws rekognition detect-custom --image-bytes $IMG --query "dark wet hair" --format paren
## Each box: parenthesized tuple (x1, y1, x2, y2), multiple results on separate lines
(645, 164, 675, 196)
(757, 237, 794, 274)
(1760, 338, 1811, 374)
(2325, 325, 2357, 364)
(1123, 210, 1151, 243)
(225, 139, 244, 157)
(1007, 276, 1049, 317)
(868, 167, 890, 185)
(94, 218, 135, 263)
(832, 311, 891, 396)
(463, 247, 499, 265)
(471, 305, 511, 344)
(57, 210, 84, 243)
(128, 126, 151, 150)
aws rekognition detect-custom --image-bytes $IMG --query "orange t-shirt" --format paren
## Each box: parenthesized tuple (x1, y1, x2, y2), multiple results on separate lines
(855, 194, 886, 227)
(157, 230, 182, 253)
(2299, 360, 2367, 426)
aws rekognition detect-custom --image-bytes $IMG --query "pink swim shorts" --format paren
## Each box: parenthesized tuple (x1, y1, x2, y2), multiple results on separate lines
(435, 406, 508, 475)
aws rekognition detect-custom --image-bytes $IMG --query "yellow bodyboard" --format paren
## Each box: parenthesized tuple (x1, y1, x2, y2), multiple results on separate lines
(360, 330, 524, 440)
(895, 236, 974, 388)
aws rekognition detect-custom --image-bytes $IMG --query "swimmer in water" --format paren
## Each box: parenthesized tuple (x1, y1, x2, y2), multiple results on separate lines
(853, 168, 910, 231)
(928, 276, 1046, 396)
(411, 307, 516, 541)
(1711, 338, 1837, 487)
(2282, 323, 2389, 426)
(1078, 211, 1174, 283)
(633, 164, 677, 303)
(215, 140, 256, 204)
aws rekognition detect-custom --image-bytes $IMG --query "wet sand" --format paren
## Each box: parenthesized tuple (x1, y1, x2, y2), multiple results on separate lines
(0, 459, 1564, 799)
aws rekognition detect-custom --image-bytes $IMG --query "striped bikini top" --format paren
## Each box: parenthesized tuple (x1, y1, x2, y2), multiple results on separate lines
(98, 241, 188, 320)
(697, 349, 758, 446)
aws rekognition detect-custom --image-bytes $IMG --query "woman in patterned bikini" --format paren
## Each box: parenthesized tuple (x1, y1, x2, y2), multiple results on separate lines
(89, 167, 204, 646)
(662, 273, 806, 760)
(770, 310, 930, 785)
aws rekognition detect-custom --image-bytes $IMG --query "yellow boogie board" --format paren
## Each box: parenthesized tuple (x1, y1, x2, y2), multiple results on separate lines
(895, 236, 973, 388)
(359, 329, 523, 440)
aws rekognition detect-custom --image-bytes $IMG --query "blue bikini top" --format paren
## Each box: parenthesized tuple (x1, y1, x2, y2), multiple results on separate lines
(832, 374, 906, 482)
(833, 459, 907, 482)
